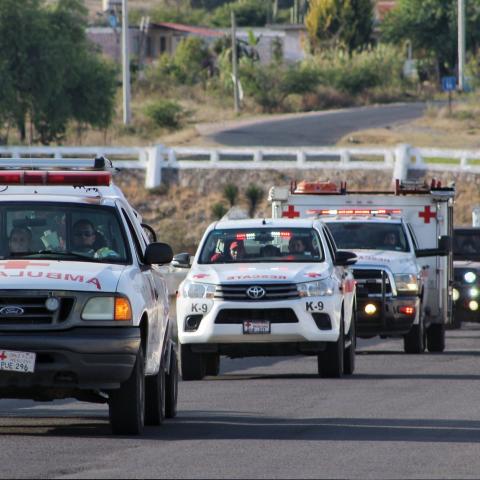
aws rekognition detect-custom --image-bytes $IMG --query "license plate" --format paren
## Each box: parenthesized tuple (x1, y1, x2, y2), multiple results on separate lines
(243, 320, 271, 334)
(0, 350, 36, 373)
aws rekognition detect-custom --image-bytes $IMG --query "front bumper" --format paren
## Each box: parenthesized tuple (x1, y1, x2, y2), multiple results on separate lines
(0, 327, 141, 392)
(356, 296, 420, 337)
(177, 295, 342, 345)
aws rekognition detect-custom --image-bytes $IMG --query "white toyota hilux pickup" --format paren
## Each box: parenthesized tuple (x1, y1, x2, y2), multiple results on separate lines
(176, 218, 357, 380)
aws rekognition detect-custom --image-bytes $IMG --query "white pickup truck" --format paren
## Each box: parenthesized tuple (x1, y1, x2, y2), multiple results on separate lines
(176, 218, 357, 380)
(270, 179, 455, 353)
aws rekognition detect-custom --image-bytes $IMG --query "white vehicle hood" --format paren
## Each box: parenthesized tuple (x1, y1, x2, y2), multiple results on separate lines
(188, 262, 331, 284)
(352, 249, 417, 273)
(0, 259, 125, 292)
(454, 260, 480, 269)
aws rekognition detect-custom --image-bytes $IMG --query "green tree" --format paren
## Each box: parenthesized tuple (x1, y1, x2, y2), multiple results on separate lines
(382, 0, 480, 76)
(0, 0, 116, 144)
(212, 0, 270, 27)
(211, 202, 228, 220)
(305, 0, 374, 53)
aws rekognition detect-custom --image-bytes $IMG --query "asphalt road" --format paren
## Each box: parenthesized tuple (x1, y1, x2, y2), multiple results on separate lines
(1, 325, 480, 479)
(210, 103, 427, 147)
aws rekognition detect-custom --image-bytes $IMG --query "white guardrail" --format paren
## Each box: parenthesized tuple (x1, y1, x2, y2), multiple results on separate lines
(0, 144, 479, 188)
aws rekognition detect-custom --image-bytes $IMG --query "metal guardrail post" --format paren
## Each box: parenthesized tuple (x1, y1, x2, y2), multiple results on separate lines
(145, 145, 164, 189)
(393, 144, 411, 183)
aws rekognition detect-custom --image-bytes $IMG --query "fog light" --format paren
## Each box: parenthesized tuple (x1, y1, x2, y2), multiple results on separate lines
(453, 288, 460, 302)
(469, 301, 479, 311)
(185, 315, 203, 332)
(364, 304, 377, 315)
(470, 288, 479, 298)
(399, 306, 416, 316)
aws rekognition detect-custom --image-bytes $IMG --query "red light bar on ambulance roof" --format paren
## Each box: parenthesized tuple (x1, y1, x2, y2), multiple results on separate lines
(307, 208, 402, 216)
(0, 171, 111, 187)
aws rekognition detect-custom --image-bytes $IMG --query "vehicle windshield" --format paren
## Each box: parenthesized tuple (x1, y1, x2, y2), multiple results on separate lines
(327, 222, 410, 252)
(453, 229, 480, 260)
(1, 203, 129, 264)
(198, 228, 324, 264)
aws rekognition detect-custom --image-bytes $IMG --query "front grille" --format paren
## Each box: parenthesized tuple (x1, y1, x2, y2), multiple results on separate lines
(215, 283, 299, 301)
(0, 295, 75, 325)
(353, 269, 392, 297)
(215, 308, 299, 324)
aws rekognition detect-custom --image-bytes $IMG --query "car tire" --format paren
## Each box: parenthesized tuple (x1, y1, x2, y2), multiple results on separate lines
(145, 363, 166, 426)
(427, 323, 445, 352)
(403, 311, 425, 354)
(343, 308, 356, 375)
(318, 314, 344, 378)
(205, 353, 220, 376)
(109, 347, 145, 435)
(180, 344, 206, 381)
(165, 347, 179, 419)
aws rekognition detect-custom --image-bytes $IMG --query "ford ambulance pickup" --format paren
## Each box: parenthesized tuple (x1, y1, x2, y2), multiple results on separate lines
(0, 159, 177, 435)
(176, 218, 357, 380)
(270, 180, 454, 353)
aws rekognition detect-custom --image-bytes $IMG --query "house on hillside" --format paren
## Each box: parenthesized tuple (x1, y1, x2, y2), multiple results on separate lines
(87, 22, 222, 64)
(87, 21, 307, 66)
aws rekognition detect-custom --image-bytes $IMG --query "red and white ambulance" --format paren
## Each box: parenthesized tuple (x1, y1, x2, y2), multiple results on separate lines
(0, 159, 177, 435)
(270, 179, 455, 353)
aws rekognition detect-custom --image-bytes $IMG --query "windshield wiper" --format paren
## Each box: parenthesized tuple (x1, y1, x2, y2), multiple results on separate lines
(13, 251, 97, 262)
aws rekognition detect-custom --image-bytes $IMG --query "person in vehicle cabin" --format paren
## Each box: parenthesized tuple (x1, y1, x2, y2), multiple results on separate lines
(72, 219, 115, 258)
(8, 226, 33, 254)
(288, 236, 307, 255)
(382, 231, 399, 249)
(229, 240, 246, 261)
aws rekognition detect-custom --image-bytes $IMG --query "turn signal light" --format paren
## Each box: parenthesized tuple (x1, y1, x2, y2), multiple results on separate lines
(399, 306, 415, 316)
(115, 297, 132, 321)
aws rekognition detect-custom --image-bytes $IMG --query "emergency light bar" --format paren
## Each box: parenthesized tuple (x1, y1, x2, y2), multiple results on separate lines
(0, 171, 111, 186)
(308, 208, 402, 216)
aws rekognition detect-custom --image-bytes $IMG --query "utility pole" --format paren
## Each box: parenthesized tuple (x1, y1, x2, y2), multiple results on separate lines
(458, 0, 466, 92)
(122, 0, 131, 124)
(231, 10, 240, 114)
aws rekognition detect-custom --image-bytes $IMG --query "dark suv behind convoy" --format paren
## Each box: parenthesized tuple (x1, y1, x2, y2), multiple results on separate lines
(453, 228, 480, 325)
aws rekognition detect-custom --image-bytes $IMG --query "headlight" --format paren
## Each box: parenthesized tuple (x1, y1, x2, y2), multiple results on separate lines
(464, 271, 477, 284)
(453, 288, 460, 302)
(182, 281, 216, 299)
(394, 274, 419, 293)
(82, 296, 132, 321)
(297, 279, 334, 297)
(470, 288, 479, 299)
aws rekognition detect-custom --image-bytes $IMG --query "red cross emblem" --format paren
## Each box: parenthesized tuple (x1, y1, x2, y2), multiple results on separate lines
(0, 260, 50, 270)
(306, 272, 322, 278)
(0, 351, 7, 361)
(419, 206, 436, 224)
(282, 206, 300, 219)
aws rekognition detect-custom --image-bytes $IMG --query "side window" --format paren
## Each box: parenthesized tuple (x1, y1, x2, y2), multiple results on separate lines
(407, 224, 419, 250)
(322, 227, 336, 261)
(121, 208, 144, 262)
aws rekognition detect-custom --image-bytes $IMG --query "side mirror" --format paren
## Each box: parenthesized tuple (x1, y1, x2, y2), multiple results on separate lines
(171, 252, 192, 269)
(416, 235, 451, 258)
(144, 242, 173, 265)
(334, 250, 357, 267)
